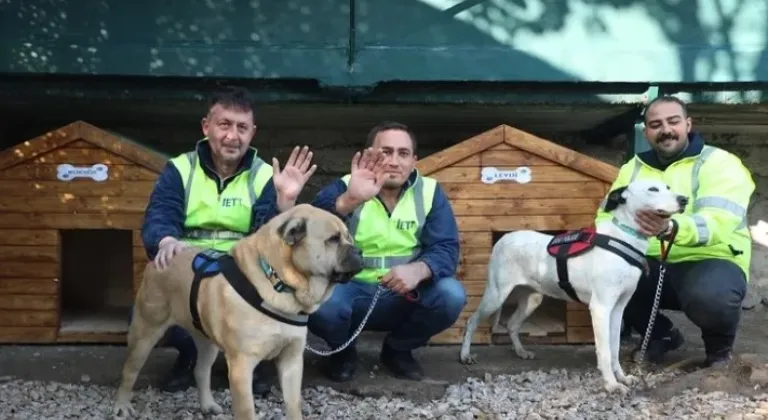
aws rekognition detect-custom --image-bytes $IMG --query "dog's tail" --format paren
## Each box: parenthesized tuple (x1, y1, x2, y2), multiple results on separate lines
(479, 243, 511, 328)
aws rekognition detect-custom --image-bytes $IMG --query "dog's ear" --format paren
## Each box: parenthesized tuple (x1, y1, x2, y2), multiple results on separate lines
(277, 216, 308, 246)
(603, 186, 628, 212)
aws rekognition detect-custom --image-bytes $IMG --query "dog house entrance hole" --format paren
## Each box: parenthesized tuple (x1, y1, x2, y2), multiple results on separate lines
(490, 230, 568, 339)
(59, 229, 134, 336)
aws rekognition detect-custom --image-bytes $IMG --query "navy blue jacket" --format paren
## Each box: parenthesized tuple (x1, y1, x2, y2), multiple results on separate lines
(310, 171, 460, 281)
(141, 140, 280, 260)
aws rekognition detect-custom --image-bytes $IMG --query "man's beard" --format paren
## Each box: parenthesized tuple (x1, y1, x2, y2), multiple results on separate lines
(654, 132, 685, 159)
(657, 131, 677, 142)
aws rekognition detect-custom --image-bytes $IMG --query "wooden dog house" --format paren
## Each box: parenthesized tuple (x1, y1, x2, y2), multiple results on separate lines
(419, 125, 619, 346)
(0, 121, 166, 344)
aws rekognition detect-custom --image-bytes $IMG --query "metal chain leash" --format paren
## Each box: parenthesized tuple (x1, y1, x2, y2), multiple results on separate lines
(304, 285, 385, 356)
(632, 224, 677, 377)
(634, 263, 666, 366)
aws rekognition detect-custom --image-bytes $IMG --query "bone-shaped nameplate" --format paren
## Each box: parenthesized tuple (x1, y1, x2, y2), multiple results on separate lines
(56, 163, 109, 182)
(480, 166, 532, 184)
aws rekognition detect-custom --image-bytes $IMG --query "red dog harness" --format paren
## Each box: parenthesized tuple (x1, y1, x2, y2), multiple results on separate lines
(546, 227, 649, 303)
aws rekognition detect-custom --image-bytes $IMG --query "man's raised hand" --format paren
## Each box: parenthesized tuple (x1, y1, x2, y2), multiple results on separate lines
(273, 145, 318, 211)
(346, 147, 386, 203)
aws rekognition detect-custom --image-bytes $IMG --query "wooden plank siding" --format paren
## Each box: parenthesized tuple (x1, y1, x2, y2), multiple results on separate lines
(0, 121, 165, 344)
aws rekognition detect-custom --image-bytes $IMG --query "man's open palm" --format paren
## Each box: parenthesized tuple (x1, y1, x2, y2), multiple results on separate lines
(346, 147, 387, 202)
(273, 145, 317, 202)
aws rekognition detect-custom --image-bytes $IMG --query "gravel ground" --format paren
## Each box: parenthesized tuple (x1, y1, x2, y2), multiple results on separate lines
(3, 369, 768, 420)
(2, 311, 767, 419)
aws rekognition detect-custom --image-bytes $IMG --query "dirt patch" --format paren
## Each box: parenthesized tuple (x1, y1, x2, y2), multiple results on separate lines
(643, 353, 768, 401)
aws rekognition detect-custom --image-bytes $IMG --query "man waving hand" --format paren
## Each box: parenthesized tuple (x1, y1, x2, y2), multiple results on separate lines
(308, 121, 466, 382)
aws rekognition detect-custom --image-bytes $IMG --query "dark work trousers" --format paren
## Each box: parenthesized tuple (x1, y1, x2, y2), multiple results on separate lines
(307, 277, 467, 352)
(623, 257, 747, 356)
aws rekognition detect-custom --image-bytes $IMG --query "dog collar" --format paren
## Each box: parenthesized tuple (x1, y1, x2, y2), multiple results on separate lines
(612, 217, 646, 240)
(259, 256, 295, 294)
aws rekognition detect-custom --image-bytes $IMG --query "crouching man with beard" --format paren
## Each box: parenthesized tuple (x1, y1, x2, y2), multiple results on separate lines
(596, 96, 755, 368)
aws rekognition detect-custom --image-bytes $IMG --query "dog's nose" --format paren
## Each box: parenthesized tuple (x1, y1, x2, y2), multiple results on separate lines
(330, 247, 363, 284)
(677, 196, 689, 207)
(345, 246, 364, 271)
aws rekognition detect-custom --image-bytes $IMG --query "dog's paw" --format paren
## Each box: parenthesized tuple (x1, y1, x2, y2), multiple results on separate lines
(201, 401, 223, 415)
(459, 353, 477, 364)
(616, 373, 639, 386)
(604, 381, 630, 395)
(491, 323, 508, 334)
(515, 349, 536, 360)
(110, 403, 136, 418)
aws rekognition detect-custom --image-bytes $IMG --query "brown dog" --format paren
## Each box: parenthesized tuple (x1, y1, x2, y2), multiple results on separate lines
(110, 204, 364, 420)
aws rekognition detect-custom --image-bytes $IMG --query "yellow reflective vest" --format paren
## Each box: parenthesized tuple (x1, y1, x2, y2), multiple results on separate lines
(170, 140, 273, 252)
(595, 144, 755, 280)
(342, 171, 438, 283)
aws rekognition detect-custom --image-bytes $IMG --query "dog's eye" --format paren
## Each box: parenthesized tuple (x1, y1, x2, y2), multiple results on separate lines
(648, 187, 659, 192)
(327, 233, 341, 244)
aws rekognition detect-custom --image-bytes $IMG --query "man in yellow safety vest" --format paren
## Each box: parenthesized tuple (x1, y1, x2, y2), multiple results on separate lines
(138, 86, 317, 394)
(595, 96, 755, 367)
(308, 121, 467, 382)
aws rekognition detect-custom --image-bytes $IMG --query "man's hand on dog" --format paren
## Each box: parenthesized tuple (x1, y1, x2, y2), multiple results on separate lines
(154, 237, 189, 270)
(380, 263, 430, 295)
(635, 209, 672, 237)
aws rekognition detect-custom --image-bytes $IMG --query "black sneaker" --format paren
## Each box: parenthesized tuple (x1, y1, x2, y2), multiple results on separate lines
(620, 320, 634, 340)
(631, 327, 685, 364)
(220, 362, 273, 396)
(379, 343, 424, 381)
(323, 346, 358, 382)
(251, 363, 273, 396)
(702, 348, 733, 369)
(160, 354, 196, 393)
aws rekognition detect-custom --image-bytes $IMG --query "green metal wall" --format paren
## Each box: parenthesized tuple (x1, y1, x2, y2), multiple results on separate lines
(2, 0, 767, 87)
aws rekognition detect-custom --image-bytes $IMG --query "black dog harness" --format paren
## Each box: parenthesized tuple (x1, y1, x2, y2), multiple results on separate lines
(189, 248, 309, 337)
(546, 226, 649, 303)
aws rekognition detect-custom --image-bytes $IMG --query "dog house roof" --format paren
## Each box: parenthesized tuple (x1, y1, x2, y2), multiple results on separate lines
(0, 120, 168, 172)
(416, 124, 619, 183)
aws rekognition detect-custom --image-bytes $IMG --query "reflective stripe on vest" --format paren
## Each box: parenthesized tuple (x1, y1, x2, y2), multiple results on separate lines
(689, 147, 749, 237)
(183, 229, 246, 240)
(679, 146, 747, 245)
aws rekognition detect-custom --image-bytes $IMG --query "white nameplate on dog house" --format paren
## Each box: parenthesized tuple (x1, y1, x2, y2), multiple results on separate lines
(56, 163, 109, 182)
(481, 166, 531, 184)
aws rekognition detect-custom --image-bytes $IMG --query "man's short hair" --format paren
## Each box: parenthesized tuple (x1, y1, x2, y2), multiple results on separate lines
(364, 121, 418, 154)
(643, 95, 688, 122)
(207, 86, 256, 116)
